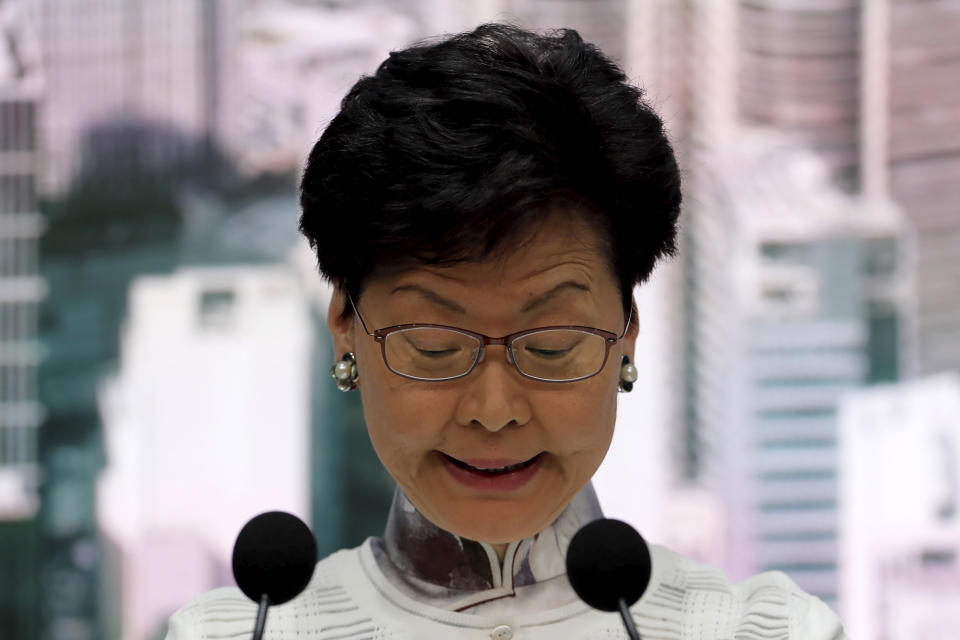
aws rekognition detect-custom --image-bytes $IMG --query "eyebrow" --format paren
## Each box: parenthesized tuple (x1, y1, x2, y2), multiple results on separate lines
(520, 281, 591, 312)
(389, 281, 591, 314)
(390, 284, 466, 313)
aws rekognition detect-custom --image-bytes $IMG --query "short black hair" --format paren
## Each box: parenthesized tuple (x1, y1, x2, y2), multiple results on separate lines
(299, 23, 681, 314)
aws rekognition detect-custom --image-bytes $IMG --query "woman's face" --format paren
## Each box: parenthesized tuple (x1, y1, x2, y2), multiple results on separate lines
(328, 216, 635, 546)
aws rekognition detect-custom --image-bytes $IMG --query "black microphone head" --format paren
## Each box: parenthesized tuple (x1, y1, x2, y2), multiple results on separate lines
(232, 511, 318, 606)
(565, 518, 652, 612)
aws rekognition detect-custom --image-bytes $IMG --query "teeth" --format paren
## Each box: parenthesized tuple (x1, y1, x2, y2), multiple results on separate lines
(471, 460, 531, 474)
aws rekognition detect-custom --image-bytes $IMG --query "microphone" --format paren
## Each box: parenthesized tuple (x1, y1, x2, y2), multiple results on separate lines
(566, 518, 652, 640)
(232, 511, 319, 640)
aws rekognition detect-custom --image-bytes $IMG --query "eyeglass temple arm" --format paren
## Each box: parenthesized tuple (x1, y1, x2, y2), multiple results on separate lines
(619, 301, 634, 340)
(347, 294, 375, 336)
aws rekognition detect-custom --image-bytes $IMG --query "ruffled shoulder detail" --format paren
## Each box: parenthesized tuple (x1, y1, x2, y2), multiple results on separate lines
(733, 570, 847, 640)
(635, 546, 847, 640)
(164, 547, 379, 640)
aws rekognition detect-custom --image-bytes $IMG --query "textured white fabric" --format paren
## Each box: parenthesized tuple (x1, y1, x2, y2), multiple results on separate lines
(165, 539, 848, 640)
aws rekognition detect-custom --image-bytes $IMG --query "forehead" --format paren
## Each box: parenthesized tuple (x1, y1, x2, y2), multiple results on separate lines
(367, 215, 616, 296)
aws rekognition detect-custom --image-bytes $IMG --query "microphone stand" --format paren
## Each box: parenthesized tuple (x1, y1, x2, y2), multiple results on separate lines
(617, 597, 641, 640)
(252, 594, 270, 640)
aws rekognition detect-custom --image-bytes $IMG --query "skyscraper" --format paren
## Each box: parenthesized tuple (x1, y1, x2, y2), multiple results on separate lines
(0, 0, 43, 523)
(731, 0, 960, 375)
(684, 131, 905, 607)
(28, 0, 241, 193)
(869, 0, 960, 375)
(0, 2, 43, 635)
(738, 0, 862, 187)
(671, 2, 960, 611)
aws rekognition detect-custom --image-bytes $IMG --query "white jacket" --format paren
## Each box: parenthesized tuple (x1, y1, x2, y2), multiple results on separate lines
(167, 485, 847, 639)
(166, 538, 846, 639)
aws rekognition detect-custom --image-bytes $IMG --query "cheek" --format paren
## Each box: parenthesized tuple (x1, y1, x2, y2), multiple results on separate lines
(356, 356, 455, 466)
(537, 374, 618, 455)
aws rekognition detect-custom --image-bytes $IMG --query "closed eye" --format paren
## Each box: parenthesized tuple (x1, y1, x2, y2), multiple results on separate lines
(415, 347, 461, 358)
(524, 346, 571, 359)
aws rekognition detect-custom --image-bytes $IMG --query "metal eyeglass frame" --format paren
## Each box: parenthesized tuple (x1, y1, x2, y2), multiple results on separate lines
(348, 295, 632, 383)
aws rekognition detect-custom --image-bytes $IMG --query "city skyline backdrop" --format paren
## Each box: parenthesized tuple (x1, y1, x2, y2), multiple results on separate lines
(0, 1, 958, 639)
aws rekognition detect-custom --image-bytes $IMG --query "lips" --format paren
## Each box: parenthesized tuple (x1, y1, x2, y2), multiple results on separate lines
(444, 453, 542, 474)
(439, 452, 545, 491)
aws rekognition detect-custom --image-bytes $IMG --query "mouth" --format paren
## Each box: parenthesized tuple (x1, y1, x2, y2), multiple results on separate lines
(442, 453, 543, 475)
(438, 452, 545, 491)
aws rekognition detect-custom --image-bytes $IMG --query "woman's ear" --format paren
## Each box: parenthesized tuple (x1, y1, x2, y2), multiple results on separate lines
(327, 288, 355, 358)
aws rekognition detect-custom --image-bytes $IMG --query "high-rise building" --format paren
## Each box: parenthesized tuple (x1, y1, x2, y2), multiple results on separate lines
(839, 373, 960, 639)
(738, 0, 862, 187)
(863, 0, 960, 375)
(0, 0, 43, 523)
(684, 131, 905, 607)
(97, 262, 313, 640)
(727, 0, 960, 375)
(27, 0, 242, 193)
(670, 1, 960, 611)
(0, 2, 44, 637)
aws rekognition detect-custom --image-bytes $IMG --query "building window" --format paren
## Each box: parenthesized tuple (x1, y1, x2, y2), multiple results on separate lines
(867, 300, 899, 383)
(197, 289, 236, 331)
(760, 242, 810, 263)
(921, 549, 956, 568)
(0, 101, 36, 153)
(863, 238, 897, 277)
(0, 174, 37, 214)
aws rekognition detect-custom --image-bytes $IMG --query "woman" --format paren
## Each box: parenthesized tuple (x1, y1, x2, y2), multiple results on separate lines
(167, 24, 846, 639)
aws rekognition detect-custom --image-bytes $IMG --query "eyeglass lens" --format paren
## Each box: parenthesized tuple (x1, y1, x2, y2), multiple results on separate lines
(382, 327, 608, 381)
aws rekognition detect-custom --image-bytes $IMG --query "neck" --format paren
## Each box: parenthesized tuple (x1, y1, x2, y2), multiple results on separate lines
(381, 484, 604, 595)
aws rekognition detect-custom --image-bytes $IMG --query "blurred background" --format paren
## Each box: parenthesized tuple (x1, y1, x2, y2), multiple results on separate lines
(0, 0, 957, 638)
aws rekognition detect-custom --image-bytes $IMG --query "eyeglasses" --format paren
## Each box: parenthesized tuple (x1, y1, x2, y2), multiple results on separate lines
(349, 297, 630, 383)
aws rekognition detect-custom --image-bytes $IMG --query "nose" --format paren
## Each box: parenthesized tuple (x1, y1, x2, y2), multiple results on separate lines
(454, 345, 532, 432)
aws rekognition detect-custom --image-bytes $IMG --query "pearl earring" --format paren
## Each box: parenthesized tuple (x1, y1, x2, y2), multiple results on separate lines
(330, 352, 359, 391)
(619, 355, 638, 393)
